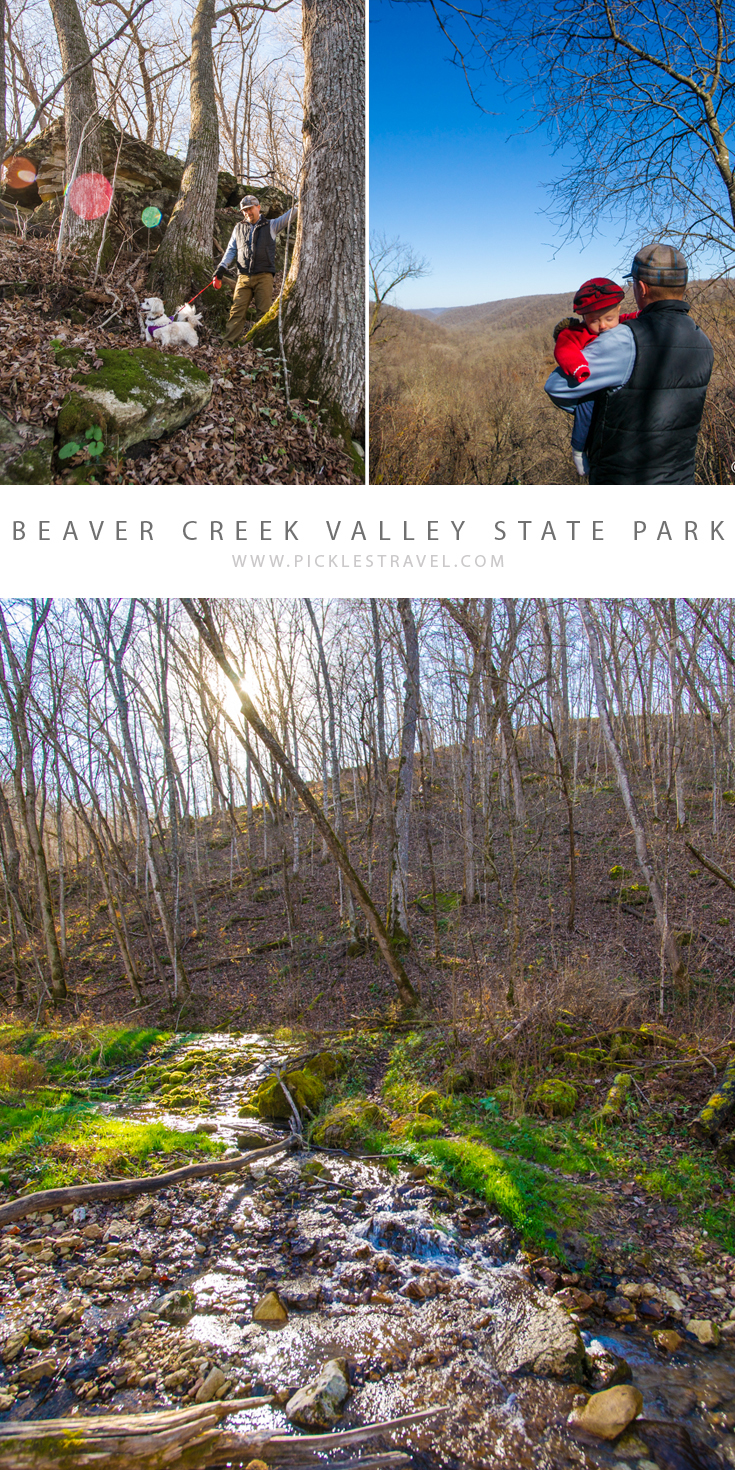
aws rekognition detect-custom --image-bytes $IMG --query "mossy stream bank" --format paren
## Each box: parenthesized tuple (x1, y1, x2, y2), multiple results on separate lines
(0, 1029, 733, 1468)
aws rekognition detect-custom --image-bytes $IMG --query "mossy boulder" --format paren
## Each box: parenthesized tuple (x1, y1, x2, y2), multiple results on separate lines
(255, 1068, 325, 1120)
(442, 1066, 475, 1095)
(491, 1085, 517, 1114)
(55, 344, 212, 454)
(416, 1090, 443, 1117)
(0, 409, 54, 484)
(312, 1099, 389, 1148)
(530, 1079, 578, 1119)
(304, 1051, 345, 1080)
(162, 1088, 205, 1110)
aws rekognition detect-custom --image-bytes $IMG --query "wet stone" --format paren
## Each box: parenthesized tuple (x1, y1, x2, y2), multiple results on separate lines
(152, 1289, 196, 1325)
(286, 1356, 350, 1429)
(569, 1384, 644, 1440)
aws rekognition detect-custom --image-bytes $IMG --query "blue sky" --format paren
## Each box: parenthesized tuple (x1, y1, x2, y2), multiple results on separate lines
(369, 1, 642, 310)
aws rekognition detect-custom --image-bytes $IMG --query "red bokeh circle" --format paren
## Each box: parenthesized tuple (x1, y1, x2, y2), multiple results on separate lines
(66, 173, 113, 220)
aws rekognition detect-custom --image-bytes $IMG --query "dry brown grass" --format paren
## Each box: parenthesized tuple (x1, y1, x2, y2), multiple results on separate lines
(0, 1054, 46, 1093)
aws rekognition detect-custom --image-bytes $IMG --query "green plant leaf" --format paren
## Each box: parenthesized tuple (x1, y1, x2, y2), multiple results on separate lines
(58, 442, 81, 460)
(87, 442, 105, 457)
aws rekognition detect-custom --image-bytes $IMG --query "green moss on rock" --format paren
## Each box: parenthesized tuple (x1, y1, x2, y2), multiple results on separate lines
(416, 1090, 443, 1117)
(304, 1051, 345, 1080)
(312, 1099, 389, 1148)
(255, 1068, 325, 1120)
(0, 410, 54, 485)
(692, 1059, 735, 1141)
(530, 1079, 578, 1119)
(56, 346, 212, 454)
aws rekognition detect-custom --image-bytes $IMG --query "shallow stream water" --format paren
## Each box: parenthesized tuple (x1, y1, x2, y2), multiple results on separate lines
(1, 1032, 734, 1469)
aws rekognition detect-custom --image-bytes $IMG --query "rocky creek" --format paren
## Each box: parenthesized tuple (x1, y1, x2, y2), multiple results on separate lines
(0, 1033, 734, 1468)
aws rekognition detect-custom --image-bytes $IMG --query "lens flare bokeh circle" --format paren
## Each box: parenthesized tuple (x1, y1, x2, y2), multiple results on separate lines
(65, 173, 113, 220)
(2, 157, 37, 190)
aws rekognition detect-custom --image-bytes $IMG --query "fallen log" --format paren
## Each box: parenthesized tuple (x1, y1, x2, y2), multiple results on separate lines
(0, 1402, 444, 1469)
(0, 1138, 297, 1225)
(595, 1072, 634, 1124)
(690, 1058, 735, 1142)
(685, 840, 735, 894)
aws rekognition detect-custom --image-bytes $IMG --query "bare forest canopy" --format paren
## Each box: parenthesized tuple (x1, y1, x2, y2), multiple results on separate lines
(2, 0, 304, 190)
(3, 597, 735, 1045)
(369, 288, 735, 486)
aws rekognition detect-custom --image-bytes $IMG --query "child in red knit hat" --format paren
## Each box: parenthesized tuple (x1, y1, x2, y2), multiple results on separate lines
(553, 278, 637, 475)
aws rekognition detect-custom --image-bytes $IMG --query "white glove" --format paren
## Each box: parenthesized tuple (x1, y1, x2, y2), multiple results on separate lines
(572, 449, 589, 476)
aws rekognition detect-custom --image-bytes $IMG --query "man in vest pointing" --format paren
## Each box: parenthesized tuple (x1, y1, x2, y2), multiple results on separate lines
(544, 244, 714, 484)
(215, 194, 297, 343)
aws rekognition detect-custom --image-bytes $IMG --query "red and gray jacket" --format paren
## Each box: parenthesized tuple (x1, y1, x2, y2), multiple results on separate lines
(217, 209, 296, 277)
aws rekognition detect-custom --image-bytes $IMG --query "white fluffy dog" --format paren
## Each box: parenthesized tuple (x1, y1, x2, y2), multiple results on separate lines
(140, 297, 202, 348)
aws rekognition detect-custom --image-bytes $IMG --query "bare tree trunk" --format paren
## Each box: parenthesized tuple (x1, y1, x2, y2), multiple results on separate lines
(149, 0, 220, 307)
(249, 0, 365, 442)
(0, 607, 66, 1003)
(386, 599, 419, 946)
(0, 0, 6, 164)
(47, 0, 105, 259)
(579, 599, 687, 989)
(461, 657, 480, 904)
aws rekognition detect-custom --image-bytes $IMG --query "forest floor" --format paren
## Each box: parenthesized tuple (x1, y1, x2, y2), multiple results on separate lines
(0, 233, 360, 485)
(2, 752, 735, 1459)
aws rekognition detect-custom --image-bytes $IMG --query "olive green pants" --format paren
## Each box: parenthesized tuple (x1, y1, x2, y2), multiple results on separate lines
(224, 272, 274, 341)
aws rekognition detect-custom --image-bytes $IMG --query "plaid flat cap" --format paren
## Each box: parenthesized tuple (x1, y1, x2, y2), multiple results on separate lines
(629, 243, 688, 287)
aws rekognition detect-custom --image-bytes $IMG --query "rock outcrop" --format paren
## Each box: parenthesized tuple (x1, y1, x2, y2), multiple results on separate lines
(2, 119, 293, 264)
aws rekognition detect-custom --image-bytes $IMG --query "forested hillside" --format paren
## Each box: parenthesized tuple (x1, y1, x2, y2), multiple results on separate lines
(1, 599, 735, 1468)
(370, 291, 735, 486)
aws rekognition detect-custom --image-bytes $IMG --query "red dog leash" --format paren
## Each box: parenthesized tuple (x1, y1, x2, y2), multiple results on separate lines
(186, 278, 222, 305)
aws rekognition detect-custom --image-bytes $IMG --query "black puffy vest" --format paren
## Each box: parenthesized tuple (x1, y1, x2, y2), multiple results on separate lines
(587, 301, 714, 484)
(234, 218, 275, 276)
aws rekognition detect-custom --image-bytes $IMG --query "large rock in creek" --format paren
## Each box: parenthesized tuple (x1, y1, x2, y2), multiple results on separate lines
(568, 1384, 643, 1440)
(0, 408, 54, 483)
(55, 344, 212, 455)
(286, 1357, 350, 1429)
(488, 1269, 585, 1381)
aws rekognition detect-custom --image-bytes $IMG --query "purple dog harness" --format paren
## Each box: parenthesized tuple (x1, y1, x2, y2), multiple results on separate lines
(146, 316, 175, 338)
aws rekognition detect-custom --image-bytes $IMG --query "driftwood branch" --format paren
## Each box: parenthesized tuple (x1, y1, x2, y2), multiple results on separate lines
(0, 1138, 296, 1225)
(0, 1402, 444, 1469)
(686, 840, 735, 894)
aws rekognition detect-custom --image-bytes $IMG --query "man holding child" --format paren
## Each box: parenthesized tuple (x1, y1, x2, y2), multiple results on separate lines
(544, 244, 714, 484)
